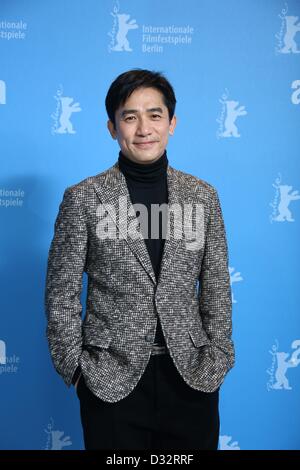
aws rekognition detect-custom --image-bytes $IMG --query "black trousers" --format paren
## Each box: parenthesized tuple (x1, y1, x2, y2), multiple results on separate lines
(76, 353, 220, 450)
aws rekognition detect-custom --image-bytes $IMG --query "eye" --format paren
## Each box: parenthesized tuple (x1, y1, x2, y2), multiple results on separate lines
(152, 114, 161, 119)
(125, 116, 135, 121)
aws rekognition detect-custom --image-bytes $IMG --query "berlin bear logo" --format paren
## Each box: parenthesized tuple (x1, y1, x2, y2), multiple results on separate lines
(221, 100, 247, 138)
(281, 15, 300, 53)
(55, 96, 81, 134)
(110, 12, 138, 52)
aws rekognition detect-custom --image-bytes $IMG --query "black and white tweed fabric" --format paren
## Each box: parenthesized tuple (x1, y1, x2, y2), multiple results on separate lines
(45, 161, 235, 402)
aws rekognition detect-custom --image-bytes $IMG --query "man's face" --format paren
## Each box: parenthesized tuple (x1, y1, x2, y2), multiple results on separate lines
(107, 87, 177, 164)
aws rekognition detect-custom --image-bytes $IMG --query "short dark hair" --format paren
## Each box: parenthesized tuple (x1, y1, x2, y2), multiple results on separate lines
(105, 68, 176, 128)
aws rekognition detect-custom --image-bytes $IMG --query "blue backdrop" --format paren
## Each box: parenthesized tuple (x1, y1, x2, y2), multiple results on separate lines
(0, 0, 299, 450)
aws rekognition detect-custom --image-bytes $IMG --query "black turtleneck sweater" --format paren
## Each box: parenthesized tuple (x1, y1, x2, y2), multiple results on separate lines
(118, 149, 168, 347)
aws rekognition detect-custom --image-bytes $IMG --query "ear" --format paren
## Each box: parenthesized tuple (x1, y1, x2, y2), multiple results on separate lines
(107, 120, 117, 139)
(169, 115, 177, 136)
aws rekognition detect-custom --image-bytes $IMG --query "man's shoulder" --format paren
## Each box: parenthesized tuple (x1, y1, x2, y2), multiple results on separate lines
(171, 165, 217, 199)
(63, 164, 116, 194)
(63, 163, 218, 203)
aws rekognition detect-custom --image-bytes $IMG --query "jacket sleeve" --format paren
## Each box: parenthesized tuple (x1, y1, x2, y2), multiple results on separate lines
(199, 187, 235, 371)
(45, 186, 88, 387)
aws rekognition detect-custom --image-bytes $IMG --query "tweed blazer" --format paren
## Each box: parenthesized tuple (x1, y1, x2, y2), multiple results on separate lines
(45, 161, 235, 402)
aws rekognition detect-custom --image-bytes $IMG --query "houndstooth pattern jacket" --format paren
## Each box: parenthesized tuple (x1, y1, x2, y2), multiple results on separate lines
(45, 161, 235, 402)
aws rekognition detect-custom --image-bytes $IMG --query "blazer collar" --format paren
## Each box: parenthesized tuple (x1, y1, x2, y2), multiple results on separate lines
(92, 161, 193, 287)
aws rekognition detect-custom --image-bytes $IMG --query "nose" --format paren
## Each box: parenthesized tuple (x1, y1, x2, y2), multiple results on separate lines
(136, 117, 152, 136)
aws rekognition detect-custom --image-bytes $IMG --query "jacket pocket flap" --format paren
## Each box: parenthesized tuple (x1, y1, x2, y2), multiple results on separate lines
(188, 327, 211, 348)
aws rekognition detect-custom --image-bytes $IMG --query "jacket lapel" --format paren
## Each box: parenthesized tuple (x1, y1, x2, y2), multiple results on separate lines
(93, 161, 192, 287)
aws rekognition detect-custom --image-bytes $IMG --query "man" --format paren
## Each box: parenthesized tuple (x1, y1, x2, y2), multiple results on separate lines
(45, 68, 235, 450)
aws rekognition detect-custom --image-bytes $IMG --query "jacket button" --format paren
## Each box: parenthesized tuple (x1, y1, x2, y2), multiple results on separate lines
(145, 333, 152, 342)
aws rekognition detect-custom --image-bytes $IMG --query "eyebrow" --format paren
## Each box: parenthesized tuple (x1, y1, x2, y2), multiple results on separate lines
(120, 107, 164, 118)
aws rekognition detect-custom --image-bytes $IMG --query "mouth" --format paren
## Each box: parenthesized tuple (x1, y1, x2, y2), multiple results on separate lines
(133, 141, 157, 148)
